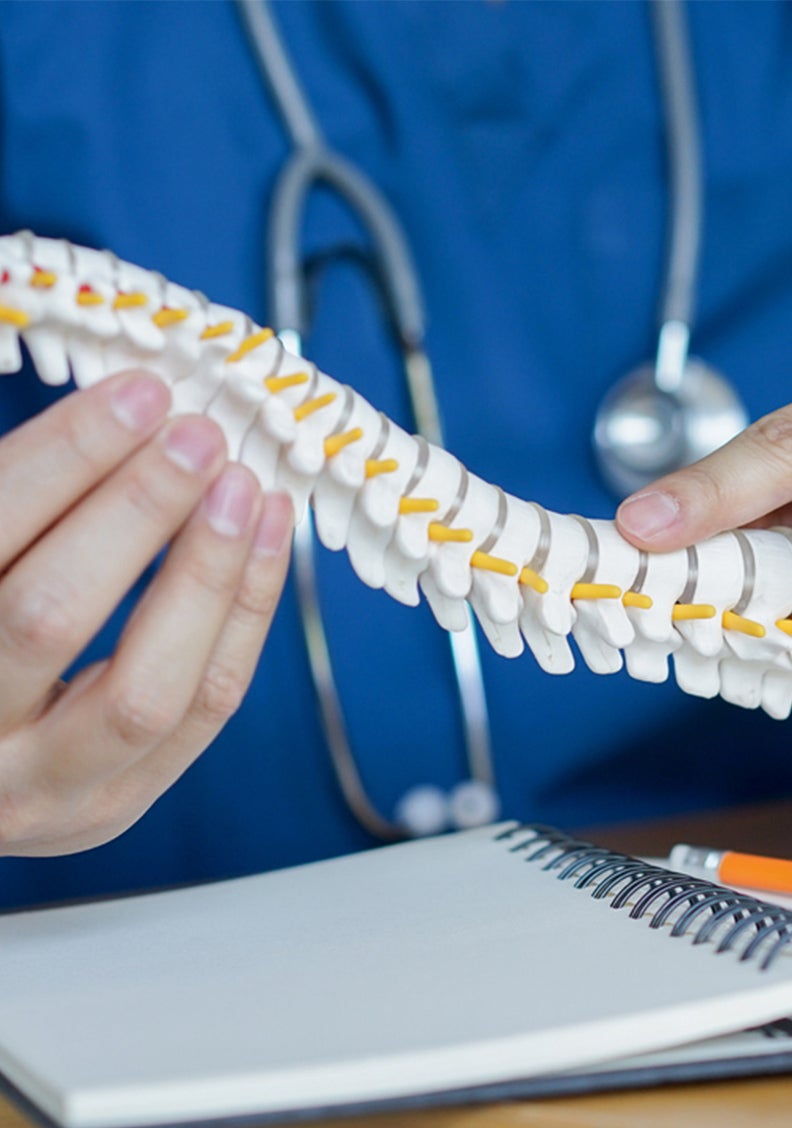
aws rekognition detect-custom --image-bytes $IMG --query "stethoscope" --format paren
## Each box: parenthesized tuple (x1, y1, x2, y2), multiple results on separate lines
(594, 0, 748, 496)
(236, 0, 749, 840)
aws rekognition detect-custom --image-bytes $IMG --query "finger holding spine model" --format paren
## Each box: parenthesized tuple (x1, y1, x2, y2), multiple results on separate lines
(7, 232, 792, 717)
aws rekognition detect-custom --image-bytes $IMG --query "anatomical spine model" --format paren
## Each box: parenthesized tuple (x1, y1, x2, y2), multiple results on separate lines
(2, 232, 792, 718)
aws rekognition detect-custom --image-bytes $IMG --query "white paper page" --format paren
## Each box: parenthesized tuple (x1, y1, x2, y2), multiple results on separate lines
(1, 824, 792, 1128)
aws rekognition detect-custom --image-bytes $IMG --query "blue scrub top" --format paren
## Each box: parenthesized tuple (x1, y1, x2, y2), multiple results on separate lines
(1, 0, 792, 908)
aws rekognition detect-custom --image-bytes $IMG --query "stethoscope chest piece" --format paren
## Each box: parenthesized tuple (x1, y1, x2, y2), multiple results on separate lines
(593, 356, 749, 498)
(592, 0, 751, 501)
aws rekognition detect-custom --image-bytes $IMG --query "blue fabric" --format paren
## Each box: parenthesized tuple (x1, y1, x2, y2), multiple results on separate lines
(1, 0, 791, 908)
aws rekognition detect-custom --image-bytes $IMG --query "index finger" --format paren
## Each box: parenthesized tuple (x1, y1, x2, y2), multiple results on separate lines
(0, 369, 170, 570)
(615, 405, 792, 551)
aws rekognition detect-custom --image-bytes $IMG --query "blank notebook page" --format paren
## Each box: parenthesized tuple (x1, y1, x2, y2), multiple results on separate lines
(1, 823, 792, 1127)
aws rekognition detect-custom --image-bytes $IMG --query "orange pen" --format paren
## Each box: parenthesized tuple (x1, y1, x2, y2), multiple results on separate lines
(669, 843, 792, 896)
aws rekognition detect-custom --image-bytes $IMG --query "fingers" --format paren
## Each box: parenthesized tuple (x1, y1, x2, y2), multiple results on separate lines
(109, 491, 294, 803)
(10, 490, 293, 855)
(37, 464, 269, 783)
(0, 413, 228, 730)
(616, 404, 792, 551)
(0, 369, 171, 570)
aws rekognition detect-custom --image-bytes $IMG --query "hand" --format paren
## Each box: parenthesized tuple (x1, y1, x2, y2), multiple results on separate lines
(616, 405, 792, 551)
(0, 370, 293, 856)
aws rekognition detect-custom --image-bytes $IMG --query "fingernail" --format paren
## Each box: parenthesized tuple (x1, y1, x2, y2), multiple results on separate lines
(617, 490, 680, 540)
(254, 493, 293, 556)
(110, 373, 170, 432)
(203, 465, 257, 537)
(162, 417, 224, 473)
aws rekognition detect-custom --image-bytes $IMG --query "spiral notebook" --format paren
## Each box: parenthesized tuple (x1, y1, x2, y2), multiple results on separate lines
(3, 823, 792, 1128)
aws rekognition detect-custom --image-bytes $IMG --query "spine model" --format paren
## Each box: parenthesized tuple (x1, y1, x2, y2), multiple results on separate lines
(2, 232, 792, 718)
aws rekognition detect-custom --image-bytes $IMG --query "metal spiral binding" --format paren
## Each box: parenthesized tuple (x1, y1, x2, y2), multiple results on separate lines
(495, 824, 792, 970)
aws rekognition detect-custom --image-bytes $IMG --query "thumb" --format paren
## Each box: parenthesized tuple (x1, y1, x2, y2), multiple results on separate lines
(615, 405, 792, 551)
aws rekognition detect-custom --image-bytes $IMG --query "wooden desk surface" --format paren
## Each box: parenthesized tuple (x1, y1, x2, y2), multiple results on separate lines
(2, 800, 792, 1128)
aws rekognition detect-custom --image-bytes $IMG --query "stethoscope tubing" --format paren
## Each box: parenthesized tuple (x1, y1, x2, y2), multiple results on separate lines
(651, 0, 702, 332)
(267, 148, 426, 352)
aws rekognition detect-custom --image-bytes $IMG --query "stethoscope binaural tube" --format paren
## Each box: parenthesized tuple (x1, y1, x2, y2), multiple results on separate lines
(593, 0, 749, 499)
(237, 0, 499, 839)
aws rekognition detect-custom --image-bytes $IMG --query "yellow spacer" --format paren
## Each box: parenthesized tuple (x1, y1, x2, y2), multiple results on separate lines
(519, 567, 549, 594)
(200, 320, 235, 339)
(294, 392, 337, 422)
(365, 458, 399, 478)
(76, 290, 105, 306)
(470, 551, 519, 578)
(152, 307, 189, 328)
(224, 327, 274, 363)
(722, 610, 766, 638)
(571, 583, 622, 601)
(398, 497, 439, 514)
(672, 603, 716, 621)
(428, 524, 474, 543)
(264, 371, 310, 393)
(775, 619, 792, 637)
(113, 291, 149, 309)
(30, 268, 57, 288)
(324, 427, 364, 459)
(0, 304, 30, 328)
(622, 591, 653, 609)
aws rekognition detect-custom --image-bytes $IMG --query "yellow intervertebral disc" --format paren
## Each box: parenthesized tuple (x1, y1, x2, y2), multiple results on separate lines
(30, 268, 56, 287)
(470, 552, 519, 577)
(428, 524, 474, 543)
(200, 320, 235, 339)
(622, 592, 653, 609)
(722, 611, 766, 638)
(571, 583, 622, 601)
(113, 291, 149, 309)
(76, 290, 104, 306)
(398, 497, 439, 515)
(152, 307, 189, 328)
(293, 392, 337, 421)
(225, 327, 274, 362)
(324, 428, 363, 459)
(365, 458, 399, 478)
(0, 304, 29, 328)
(264, 372, 309, 393)
(672, 603, 716, 621)
(519, 567, 549, 594)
